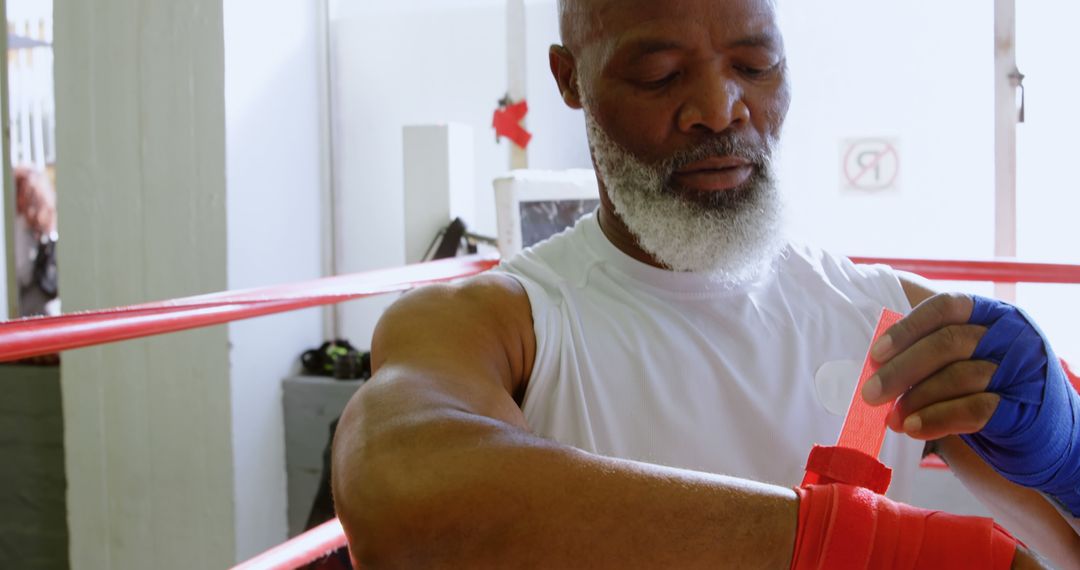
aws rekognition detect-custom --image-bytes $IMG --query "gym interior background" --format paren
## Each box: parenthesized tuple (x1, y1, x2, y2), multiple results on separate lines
(0, 0, 1077, 568)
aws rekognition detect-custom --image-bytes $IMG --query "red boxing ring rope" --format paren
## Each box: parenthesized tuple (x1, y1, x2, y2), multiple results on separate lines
(849, 257, 1080, 284)
(3, 255, 1080, 569)
(231, 519, 348, 570)
(0, 254, 500, 363)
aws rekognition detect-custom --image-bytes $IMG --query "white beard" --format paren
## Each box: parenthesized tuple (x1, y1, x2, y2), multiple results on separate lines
(584, 110, 786, 285)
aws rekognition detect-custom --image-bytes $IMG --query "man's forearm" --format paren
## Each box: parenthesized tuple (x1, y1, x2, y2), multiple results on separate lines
(936, 436, 1080, 568)
(1043, 491, 1080, 538)
(332, 376, 799, 569)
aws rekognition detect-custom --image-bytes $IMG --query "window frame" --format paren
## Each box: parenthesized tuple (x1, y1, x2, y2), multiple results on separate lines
(2, 0, 18, 320)
(994, 0, 1021, 301)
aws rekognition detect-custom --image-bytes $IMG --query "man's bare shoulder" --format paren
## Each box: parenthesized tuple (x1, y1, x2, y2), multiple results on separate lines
(895, 271, 938, 308)
(373, 272, 537, 396)
(382, 272, 532, 329)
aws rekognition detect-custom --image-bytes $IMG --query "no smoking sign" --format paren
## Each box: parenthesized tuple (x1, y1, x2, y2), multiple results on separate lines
(842, 138, 900, 192)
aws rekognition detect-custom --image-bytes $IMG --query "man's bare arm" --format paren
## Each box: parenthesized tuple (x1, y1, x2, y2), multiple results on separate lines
(934, 436, 1080, 567)
(331, 274, 798, 569)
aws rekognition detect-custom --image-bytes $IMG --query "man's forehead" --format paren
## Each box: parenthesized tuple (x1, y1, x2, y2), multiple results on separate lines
(562, 0, 781, 52)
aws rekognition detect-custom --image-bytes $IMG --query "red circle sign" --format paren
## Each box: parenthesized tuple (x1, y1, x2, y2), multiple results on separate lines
(843, 140, 899, 191)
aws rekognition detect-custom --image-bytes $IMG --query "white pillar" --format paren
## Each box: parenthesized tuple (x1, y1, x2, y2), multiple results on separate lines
(56, 1, 232, 567)
(994, 0, 1018, 302)
(514, 0, 592, 172)
(56, 0, 327, 566)
(403, 124, 477, 264)
(507, 0, 529, 170)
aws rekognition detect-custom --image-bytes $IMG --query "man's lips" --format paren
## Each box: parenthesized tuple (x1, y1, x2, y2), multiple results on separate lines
(672, 157, 754, 192)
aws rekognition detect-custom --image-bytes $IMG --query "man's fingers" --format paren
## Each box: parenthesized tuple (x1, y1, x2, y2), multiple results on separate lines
(887, 360, 997, 432)
(900, 392, 1000, 441)
(871, 293, 975, 362)
(863, 324, 986, 405)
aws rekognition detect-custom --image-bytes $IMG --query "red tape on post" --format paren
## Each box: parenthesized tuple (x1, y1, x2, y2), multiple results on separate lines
(493, 100, 532, 149)
(0, 254, 500, 362)
(802, 309, 903, 494)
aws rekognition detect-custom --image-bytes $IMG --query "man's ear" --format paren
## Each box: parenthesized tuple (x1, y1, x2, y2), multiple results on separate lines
(549, 45, 583, 109)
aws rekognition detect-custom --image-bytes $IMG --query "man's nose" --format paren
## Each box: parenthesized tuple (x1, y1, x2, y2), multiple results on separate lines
(676, 70, 750, 134)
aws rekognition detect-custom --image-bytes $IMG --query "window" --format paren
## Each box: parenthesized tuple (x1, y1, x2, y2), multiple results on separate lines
(3, 0, 58, 320)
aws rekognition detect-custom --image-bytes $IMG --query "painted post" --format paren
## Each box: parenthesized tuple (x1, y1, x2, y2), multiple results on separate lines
(994, 0, 1018, 302)
(507, 0, 529, 170)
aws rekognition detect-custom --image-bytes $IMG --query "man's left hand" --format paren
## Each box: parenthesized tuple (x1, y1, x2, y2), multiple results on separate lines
(861, 293, 998, 439)
(862, 293, 1080, 516)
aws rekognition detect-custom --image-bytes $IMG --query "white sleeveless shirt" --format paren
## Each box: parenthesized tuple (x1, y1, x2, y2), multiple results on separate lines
(496, 213, 924, 503)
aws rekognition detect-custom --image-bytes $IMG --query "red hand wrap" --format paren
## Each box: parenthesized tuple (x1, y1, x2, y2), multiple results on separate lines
(791, 484, 1019, 570)
(803, 445, 892, 494)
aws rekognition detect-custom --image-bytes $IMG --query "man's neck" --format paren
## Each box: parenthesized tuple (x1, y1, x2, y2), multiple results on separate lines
(595, 194, 669, 270)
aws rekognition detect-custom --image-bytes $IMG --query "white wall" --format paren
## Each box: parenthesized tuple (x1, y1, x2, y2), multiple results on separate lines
(778, 0, 995, 261)
(331, 1, 509, 348)
(330, 0, 592, 347)
(223, 0, 327, 559)
(1014, 3, 1080, 364)
(780, 0, 1080, 364)
(522, 0, 591, 171)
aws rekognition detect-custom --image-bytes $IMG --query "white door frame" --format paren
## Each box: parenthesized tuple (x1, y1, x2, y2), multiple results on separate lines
(1, 0, 19, 320)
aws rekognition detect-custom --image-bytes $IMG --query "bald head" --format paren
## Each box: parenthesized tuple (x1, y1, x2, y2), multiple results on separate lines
(557, 0, 595, 52)
(559, 0, 780, 52)
(553, 0, 785, 108)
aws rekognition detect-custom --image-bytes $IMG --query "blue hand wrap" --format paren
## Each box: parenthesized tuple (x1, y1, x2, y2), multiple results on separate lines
(961, 295, 1080, 516)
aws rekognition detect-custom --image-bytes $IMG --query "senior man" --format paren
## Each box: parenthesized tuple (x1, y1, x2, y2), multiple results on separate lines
(332, 0, 1080, 567)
